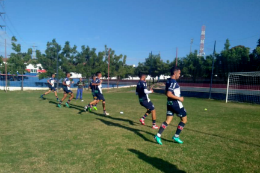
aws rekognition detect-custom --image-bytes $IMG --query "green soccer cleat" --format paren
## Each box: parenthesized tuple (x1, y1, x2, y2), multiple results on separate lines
(93, 106, 97, 111)
(88, 107, 92, 112)
(57, 104, 61, 108)
(173, 137, 183, 144)
(154, 135, 163, 145)
(65, 103, 70, 108)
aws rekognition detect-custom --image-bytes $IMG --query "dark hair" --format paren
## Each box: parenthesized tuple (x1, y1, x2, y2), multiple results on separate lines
(138, 72, 147, 78)
(170, 66, 180, 75)
(92, 75, 96, 79)
(96, 72, 101, 76)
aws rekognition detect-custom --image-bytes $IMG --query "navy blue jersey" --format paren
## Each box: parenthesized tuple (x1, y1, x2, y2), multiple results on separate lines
(165, 78, 183, 108)
(63, 77, 71, 90)
(95, 78, 102, 94)
(136, 80, 150, 102)
(89, 80, 96, 92)
(48, 77, 55, 87)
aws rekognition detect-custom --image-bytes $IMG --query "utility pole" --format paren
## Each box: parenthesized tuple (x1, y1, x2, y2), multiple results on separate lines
(56, 50, 59, 92)
(5, 39, 7, 92)
(209, 41, 216, 99)
(107, 48, 111, 89)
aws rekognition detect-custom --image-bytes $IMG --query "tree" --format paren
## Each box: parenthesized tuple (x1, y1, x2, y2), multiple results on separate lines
(38, 39, 63, 79)
(182, 50, 204, 82)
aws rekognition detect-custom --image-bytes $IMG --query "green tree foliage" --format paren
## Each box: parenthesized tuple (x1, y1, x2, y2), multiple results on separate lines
(6, 36, 260, 84)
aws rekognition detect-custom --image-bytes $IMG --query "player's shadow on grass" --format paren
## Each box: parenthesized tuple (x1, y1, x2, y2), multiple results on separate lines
(92, 112, 136, 125)
(97, 118, 172, 144)
(128, 149, 186, 173)
(48, 100, 86, 114)
(183, 127, 260, 148)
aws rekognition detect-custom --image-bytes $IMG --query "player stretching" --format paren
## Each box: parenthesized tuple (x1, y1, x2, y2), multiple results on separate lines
(84, 72, 109, 116)
(40, 73, 59, 101)
(136, 73, 158, 129)
(89, 75, 98, 110)
(155, 67, 187, 145)
(57, 73, 74, 108)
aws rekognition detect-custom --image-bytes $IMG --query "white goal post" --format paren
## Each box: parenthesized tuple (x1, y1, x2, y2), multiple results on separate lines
(226, 71, 260, 104)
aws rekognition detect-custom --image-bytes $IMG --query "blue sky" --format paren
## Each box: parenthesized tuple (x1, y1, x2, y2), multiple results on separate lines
(1, 0, 260, 65)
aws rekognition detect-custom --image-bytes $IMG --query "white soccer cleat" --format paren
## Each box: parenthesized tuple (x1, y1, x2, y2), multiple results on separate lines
(84, 106, 88, 112)
(104, 111, 109, 116)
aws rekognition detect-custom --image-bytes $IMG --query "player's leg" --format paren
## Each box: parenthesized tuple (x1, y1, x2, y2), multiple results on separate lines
(100, 95, 109, 116)
(139, 101, 157, 128)
(53, 88, 59, 101)
(154, 105, 174, 145)
(85, 98, 98, 112)
(102, 101, 109, 116)
(65, 91, 74, 108)
(79, 88, 83, 101)
(151, 110, 159, 129)
(40, 89, 51, 98)
(58, 92, 67, 107)
(173, 109, 187, 144)
(139, 110, 149, 125)
(92, 95, 98, 110)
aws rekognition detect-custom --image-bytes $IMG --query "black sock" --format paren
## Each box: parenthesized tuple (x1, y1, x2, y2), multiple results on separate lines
(152, 120, 156, 125)
(59, 100, 62, 104)
(174, 122, 185, 138)
(43, 94, 45, 96)
(67, 100, 71, 104)
(157, 122, 168, 137)
(142, 114, 148, 119)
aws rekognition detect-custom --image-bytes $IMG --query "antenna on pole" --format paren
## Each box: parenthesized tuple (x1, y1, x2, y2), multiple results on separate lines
(198, 25, 206, 56)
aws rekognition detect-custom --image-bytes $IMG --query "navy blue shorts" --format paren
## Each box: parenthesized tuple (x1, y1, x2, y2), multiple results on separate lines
(92, 92, 98, 100)
(140, 100, 155, 111)
(49, 86, 56, 91)
(63, 88, 73, 94)
(167, 104, 187, 117)
(95, 93, 105, 101)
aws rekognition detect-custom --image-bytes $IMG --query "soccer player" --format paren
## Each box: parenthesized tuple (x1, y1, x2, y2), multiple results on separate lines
(88, 75, 98, 110)
(76, 78, 85, 101)
(84, 72, 109, 116)
(40, 73, 59, 101)
(57, 73, 74, 108)
(154, 67, 187, 145)
(136, 73, 158, 129)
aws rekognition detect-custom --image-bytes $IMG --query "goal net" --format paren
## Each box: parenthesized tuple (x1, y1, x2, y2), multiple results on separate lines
(226, 71, 260, 104)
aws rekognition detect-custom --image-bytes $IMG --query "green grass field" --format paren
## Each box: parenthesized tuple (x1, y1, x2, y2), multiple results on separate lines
(0, 88, 260, 173)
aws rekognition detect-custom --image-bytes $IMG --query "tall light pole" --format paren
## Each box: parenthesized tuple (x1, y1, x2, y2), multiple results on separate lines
(209, 41, 216, 99)
(56, 49, 59, 92)
(107, 48, 111, 89)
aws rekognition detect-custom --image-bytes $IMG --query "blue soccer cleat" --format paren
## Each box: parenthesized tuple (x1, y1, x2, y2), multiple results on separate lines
(154, 135, 163, 145)
(173, 137, 183, 144)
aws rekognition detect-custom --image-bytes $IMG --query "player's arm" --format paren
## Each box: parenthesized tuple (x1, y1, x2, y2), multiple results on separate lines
(63, 79, 69, 86)
(166, 91, 184, 102)
(91, 82, 100, 86)
(47, 79, 51, 85)
(143, 83, 153, 94)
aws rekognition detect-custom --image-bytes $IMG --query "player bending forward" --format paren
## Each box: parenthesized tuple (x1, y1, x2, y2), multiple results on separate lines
(84, 72, 109, 116)
(155, 67, 187, 145)
(136, 73, 158, 129)
(57, 73, 74, 108)
(40, 73, 59, 101)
